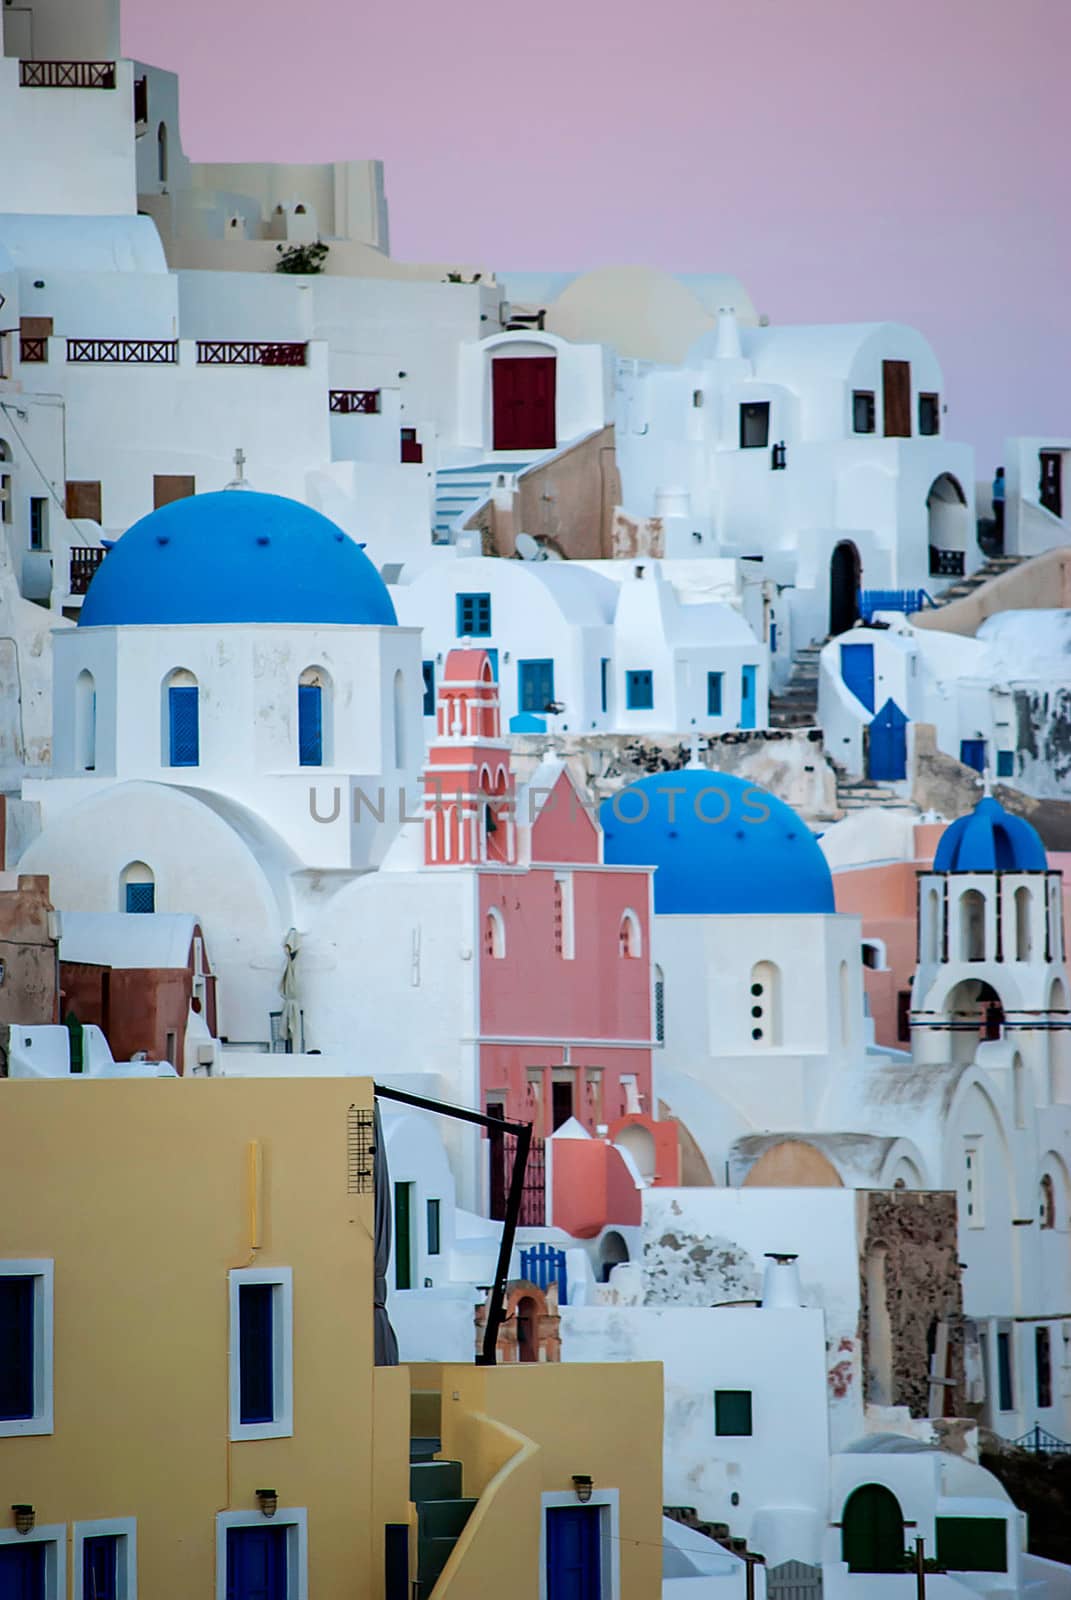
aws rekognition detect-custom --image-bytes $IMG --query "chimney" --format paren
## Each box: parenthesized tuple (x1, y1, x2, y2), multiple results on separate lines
(714, 306, 742, 361)
(761, 1252, 803, 1309)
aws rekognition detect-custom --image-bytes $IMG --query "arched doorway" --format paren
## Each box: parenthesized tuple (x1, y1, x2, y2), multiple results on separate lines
(516, 1295, 539, 1362)
(927, 474, 969, 577)
(598, 1230, 630, 1283)
(829, 541, 861, 636)
(841, 1484, 905, 1572)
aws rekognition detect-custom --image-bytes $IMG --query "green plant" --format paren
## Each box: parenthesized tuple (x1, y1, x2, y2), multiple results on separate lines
(275, 240, 329, 275)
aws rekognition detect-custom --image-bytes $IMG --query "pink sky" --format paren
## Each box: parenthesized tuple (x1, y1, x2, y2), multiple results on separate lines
(122, 0, 1069, 467)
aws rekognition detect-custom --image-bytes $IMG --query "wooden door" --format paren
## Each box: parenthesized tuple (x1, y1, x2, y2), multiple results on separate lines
(153, 473, 195, 509)
(546, 1507, 602, 1600)
(226, 1526, 289, 1600)
(841, 1484, 905, 1572)
(882, 360, 912, 437)
(1040, 452, 1063, 519)
(65, 480, 102, 523)
(492, 357, 556, 451)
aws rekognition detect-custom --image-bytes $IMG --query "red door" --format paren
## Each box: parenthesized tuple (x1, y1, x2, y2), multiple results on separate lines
(492, 357, 556, 451)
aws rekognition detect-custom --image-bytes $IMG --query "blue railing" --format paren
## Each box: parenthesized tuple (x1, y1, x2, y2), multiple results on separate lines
(520, 1242, 568, 1306)
(858, 588, 937, 623)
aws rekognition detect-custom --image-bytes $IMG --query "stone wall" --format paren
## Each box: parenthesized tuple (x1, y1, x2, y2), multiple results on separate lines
(0, 873, 58, 1027)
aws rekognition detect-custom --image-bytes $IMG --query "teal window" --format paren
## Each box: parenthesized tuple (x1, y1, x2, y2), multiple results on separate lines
(997, 750, 1014, 778)
(125, 882, 155, 914)
(707, 672, 723, 715)
(297, 683, 322, 766)
(626, 670, 653, 710)
(600, 658, 610, 713)
(427, 1198, 441, 1256)
(422, 661, 435, 716)
(936, 1517, 1007, 1573)
(518, 659, 555, 713)
(457, 593, 491, 637)
(714, 1389, 752, 1436)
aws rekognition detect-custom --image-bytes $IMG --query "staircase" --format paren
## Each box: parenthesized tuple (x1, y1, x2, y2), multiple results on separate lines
(835, 774, 911, 814)
(769, 640, 825, 729)
(925, 554, 1024, 610)
(410, 1392, 477, 1594)
(664, 1505, 766, 1565)
(433, 460, 531, 545)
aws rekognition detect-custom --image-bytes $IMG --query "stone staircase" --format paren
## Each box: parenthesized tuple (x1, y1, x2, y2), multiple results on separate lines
(664, 1505, 766, 1566)
(769, 640, 825, 729)
(432, 460, 531, 544)
(410, 1392, 477, 1593)
(925, 554, 1024, 610)
(835, 773, 911, 814)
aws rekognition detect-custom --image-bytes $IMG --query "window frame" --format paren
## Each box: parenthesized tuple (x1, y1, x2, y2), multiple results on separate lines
(73, 1518, 137, 1600)
(518, 658, 555, 714)
(427, 1198, 442, 1257)
(625, 670, 654, 711)
(422, 661, 436, 717)
(456, 592, 492, 638)
(852, 391, 876, 434)
(215, 1509, 308, 1600)
(739, 401, 771, 450)
(0, 1523, 66, 1598)
(29, 496, 48, 552)
(539, 1490, 620, 1600)
(0, 1259, 54, 1437)
(706, 671, 723, 717)
(228, 1266, 294, 1442)
(918, 392, 941, 436)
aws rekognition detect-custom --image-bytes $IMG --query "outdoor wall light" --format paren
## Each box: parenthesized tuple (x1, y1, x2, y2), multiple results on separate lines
(11, 1506, 35, 1536)
(572, 1475, 594, 1504)
(256, 1489, 278, 1519)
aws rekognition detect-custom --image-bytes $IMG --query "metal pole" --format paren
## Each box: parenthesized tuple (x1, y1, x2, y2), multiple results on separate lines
(479, 1119, 532, 1365)
(915, 1537, 926, 1600)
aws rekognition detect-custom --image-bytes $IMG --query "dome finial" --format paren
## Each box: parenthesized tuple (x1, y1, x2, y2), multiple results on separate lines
(224, 446, 252, 492)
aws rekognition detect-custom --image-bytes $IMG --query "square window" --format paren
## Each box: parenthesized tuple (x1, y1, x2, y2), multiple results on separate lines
(707, 672, 723, 716)
(228, 1268, 293, 1441)
(124, 883, 155, 915)
(714, 1388, 752, 1436)
(422, 662, 436, 717)
(427, 1198, 441, 1257)
(996, 750, 1014, 778)
(739, 402, 770, 450)
(518, 659, 555, 714)
(73, 1520, 136, 1600)
(0, 1526, 65, 1599)
(626, 670, 653, 710)
(0, 1261, 53, 1436)
(919, 393, 941, 436)
(456, 593, 492, 638)
(852, 391, 876, 434)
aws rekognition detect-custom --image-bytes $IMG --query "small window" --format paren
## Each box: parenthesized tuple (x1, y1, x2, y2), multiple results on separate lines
(897, 990, 911, 1043)
(964, 1144, 983, 1227)
(167, 680, 199, 767)
(485, 907, 506, 959)
(600, 657, 610, 714)
(714, 1389, 753, 1436)
(157, 122, 168, 181)
(74, 1520, 136, 1600)
(422, 661, 436, 716)
(919, 393, 941, 436)
(427, 1198, 441, 1256)
(125, 882, 155, 914)
(739, 402, 770, 449)
(996, 1328, 1014, 1411)
(457, 592, 492, 637)
(626, 670, 654, 710)
(228, 1268, 293, 1441)
(707, 672, 723, 716)
(394, 1182, 413, 1290)
(519, 658, 555, 714)
(935, 1517, 1007, 1574)
(862, 943, 879, 970)
(1040, 1173, 1056, 1229)
(29, 497, 48, 551)
(0, 1261, 53, 1436)
(553, 874, 575, 960)
(996, 750, 1014, 778)
(619, 909, 642, 959)
(1036, 1326, 1052, 1409)
(852, 391, 876, 434)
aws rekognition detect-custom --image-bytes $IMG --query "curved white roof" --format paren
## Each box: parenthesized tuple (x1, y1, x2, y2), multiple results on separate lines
(687, 320, 933, 382)
(60, 912, 200, 969)
(0, 214, 168, 274)
(526, 561, 618, 624)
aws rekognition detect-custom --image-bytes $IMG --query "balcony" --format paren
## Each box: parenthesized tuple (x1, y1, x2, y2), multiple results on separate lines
(19, 338, 47, 364)
(70, 546, 106, 595)
(196, 341, 307, 367)
(67, 339, 177, 365)
(19, 60, 117, 89)
(329, 389, 381, 414)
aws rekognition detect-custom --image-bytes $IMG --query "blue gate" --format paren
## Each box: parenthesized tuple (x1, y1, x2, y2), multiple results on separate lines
(520, 1242, 568, 1305)
(868, 699, 908, 781)
(840, 642, 875, 712)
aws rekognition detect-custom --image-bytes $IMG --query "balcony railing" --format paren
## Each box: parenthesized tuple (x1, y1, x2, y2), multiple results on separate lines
(20, 60, 117, 89)
(70, 546, 106, 595)
(329, 389, 381, 414)
(19, 337, 47, 364)
(67, 339, 177, 365)
(196, 341, 307, 367)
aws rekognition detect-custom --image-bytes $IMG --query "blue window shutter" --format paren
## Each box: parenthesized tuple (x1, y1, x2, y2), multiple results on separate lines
(707, 672, 723, 715)
(168, 684, 199, 766)
(238, 1283, 275, 1425)
(996, 750, 1014, 778)
(960, 739, 987, 773)
(0, 1542, 47, 1598)
(298, 684, 323, 766)
(125, 882, 155, 914)
(0, 1275, 34, 1420)
(626, 670, 653, 710)
(83, 1535, 120, 1600)
(226, 1525, 288, 1600)
(422, 662, 435, 716)
(457, 593, 492, 637)
(519, 660, 554, 713)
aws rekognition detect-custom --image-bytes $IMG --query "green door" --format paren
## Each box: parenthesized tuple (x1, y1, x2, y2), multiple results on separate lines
(842, 1484, 905, 1573)
(394, 1182, 413, 1291)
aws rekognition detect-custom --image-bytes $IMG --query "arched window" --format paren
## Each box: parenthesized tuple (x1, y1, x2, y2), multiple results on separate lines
(926, 887, 942, 964)
(298, 666, 331, 767)
(618, 909, 641, 959)
(654, 965, 665, 1044)
(1015, 886, 1032, 961)
(484, 907, 506, 960)
(75, 668, 96, 772)
(157, 121, 168, 182)
(121, 860, 155, 914)
(598, 1230, 630, 1284)
(393, 669, 406, 769)
(749, 960, 782, 1046)
(1039, 1174, 1056, 1230)
(960, 889, 986, 962)
(163, 669, 199, 767)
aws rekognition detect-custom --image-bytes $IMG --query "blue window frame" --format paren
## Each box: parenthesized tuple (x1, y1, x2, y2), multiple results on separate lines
(297, 684, 322, 767)
(238, 1283, 275, 1426)
(600, 658, 609, 713)
(484, 647, 499, 681)
(226, 1525, 289, 1600)
(707, 672, 723, 716)
(546, 1506, 602, 1600)
(422, 662, 436, 716)
(167, 683, 199, 767)
(996, 750, 1014, 778)
(456, 592, 491, 637)
(769, 621, 777, 653)
(518, 659, 555, 714)
(0, 1275, 34, 1421)
(0, 1542, 46, 1600)
(739, 664, 757, 730)
(626, 670, 653, 710)
(83, 1535, 119, 1600)
(124, 882, 155, 914)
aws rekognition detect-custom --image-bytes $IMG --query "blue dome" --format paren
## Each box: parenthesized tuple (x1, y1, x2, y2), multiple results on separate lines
(78, 491, 397, 628)
(933, 796, 1047, 873)
(600, 770, 835, 915)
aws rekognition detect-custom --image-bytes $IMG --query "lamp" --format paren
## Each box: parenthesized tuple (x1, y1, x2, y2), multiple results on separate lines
(256, 1489, 278, 1519)
(571, 1475, 593, 1504)
(12, 1506, 35, 1536)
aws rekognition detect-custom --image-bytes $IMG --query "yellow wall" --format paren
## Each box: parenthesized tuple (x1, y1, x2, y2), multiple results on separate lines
(0, 1076, 409, 1596)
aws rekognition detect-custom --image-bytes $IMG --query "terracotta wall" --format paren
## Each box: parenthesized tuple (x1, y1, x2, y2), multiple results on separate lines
(480, 426, 620, 559)
(59, 962, 210, 1069)
(0, 874, 58, 1025)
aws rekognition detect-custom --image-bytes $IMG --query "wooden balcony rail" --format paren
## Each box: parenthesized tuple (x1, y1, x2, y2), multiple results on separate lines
(69, 546, 106, 595)
(20, 60, 117, 89)
(67, 339, 178, 364)
(196, 341, 307, 367)
(329, 389, 381, 414)
(19, 337, 47, 364)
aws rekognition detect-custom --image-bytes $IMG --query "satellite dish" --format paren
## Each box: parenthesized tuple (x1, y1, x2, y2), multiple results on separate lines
(515, 533, 541, 561)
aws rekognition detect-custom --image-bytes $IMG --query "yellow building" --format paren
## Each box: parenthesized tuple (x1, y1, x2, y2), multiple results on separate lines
(0, 1076, 663, 1600)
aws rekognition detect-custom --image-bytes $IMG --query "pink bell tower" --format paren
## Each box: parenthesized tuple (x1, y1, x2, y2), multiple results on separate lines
(424, 649, 516, 866)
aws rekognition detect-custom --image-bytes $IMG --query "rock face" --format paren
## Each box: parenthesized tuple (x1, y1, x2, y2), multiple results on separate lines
(979, 1436, 1071, 1564)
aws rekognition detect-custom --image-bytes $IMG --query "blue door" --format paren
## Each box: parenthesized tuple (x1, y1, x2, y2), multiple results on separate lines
(227, 1525, 288, 1600)
(518, 659, 555, 714)
(960, 738, 987, 773)
(869, 698, 909, 781)
(547, 1507, 602, 1600)
(739, 664, 757, 729)
(297, 684, 322, 766)
(840, 642, 875, 713)
(0, 1543, 45, 1600)
(83, 1535, 119, 1600)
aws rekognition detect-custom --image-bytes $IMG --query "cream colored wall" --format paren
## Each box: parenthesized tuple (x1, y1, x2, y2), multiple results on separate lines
(911, 547, 1071, 636)
(0, 1076, 407, 1597)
